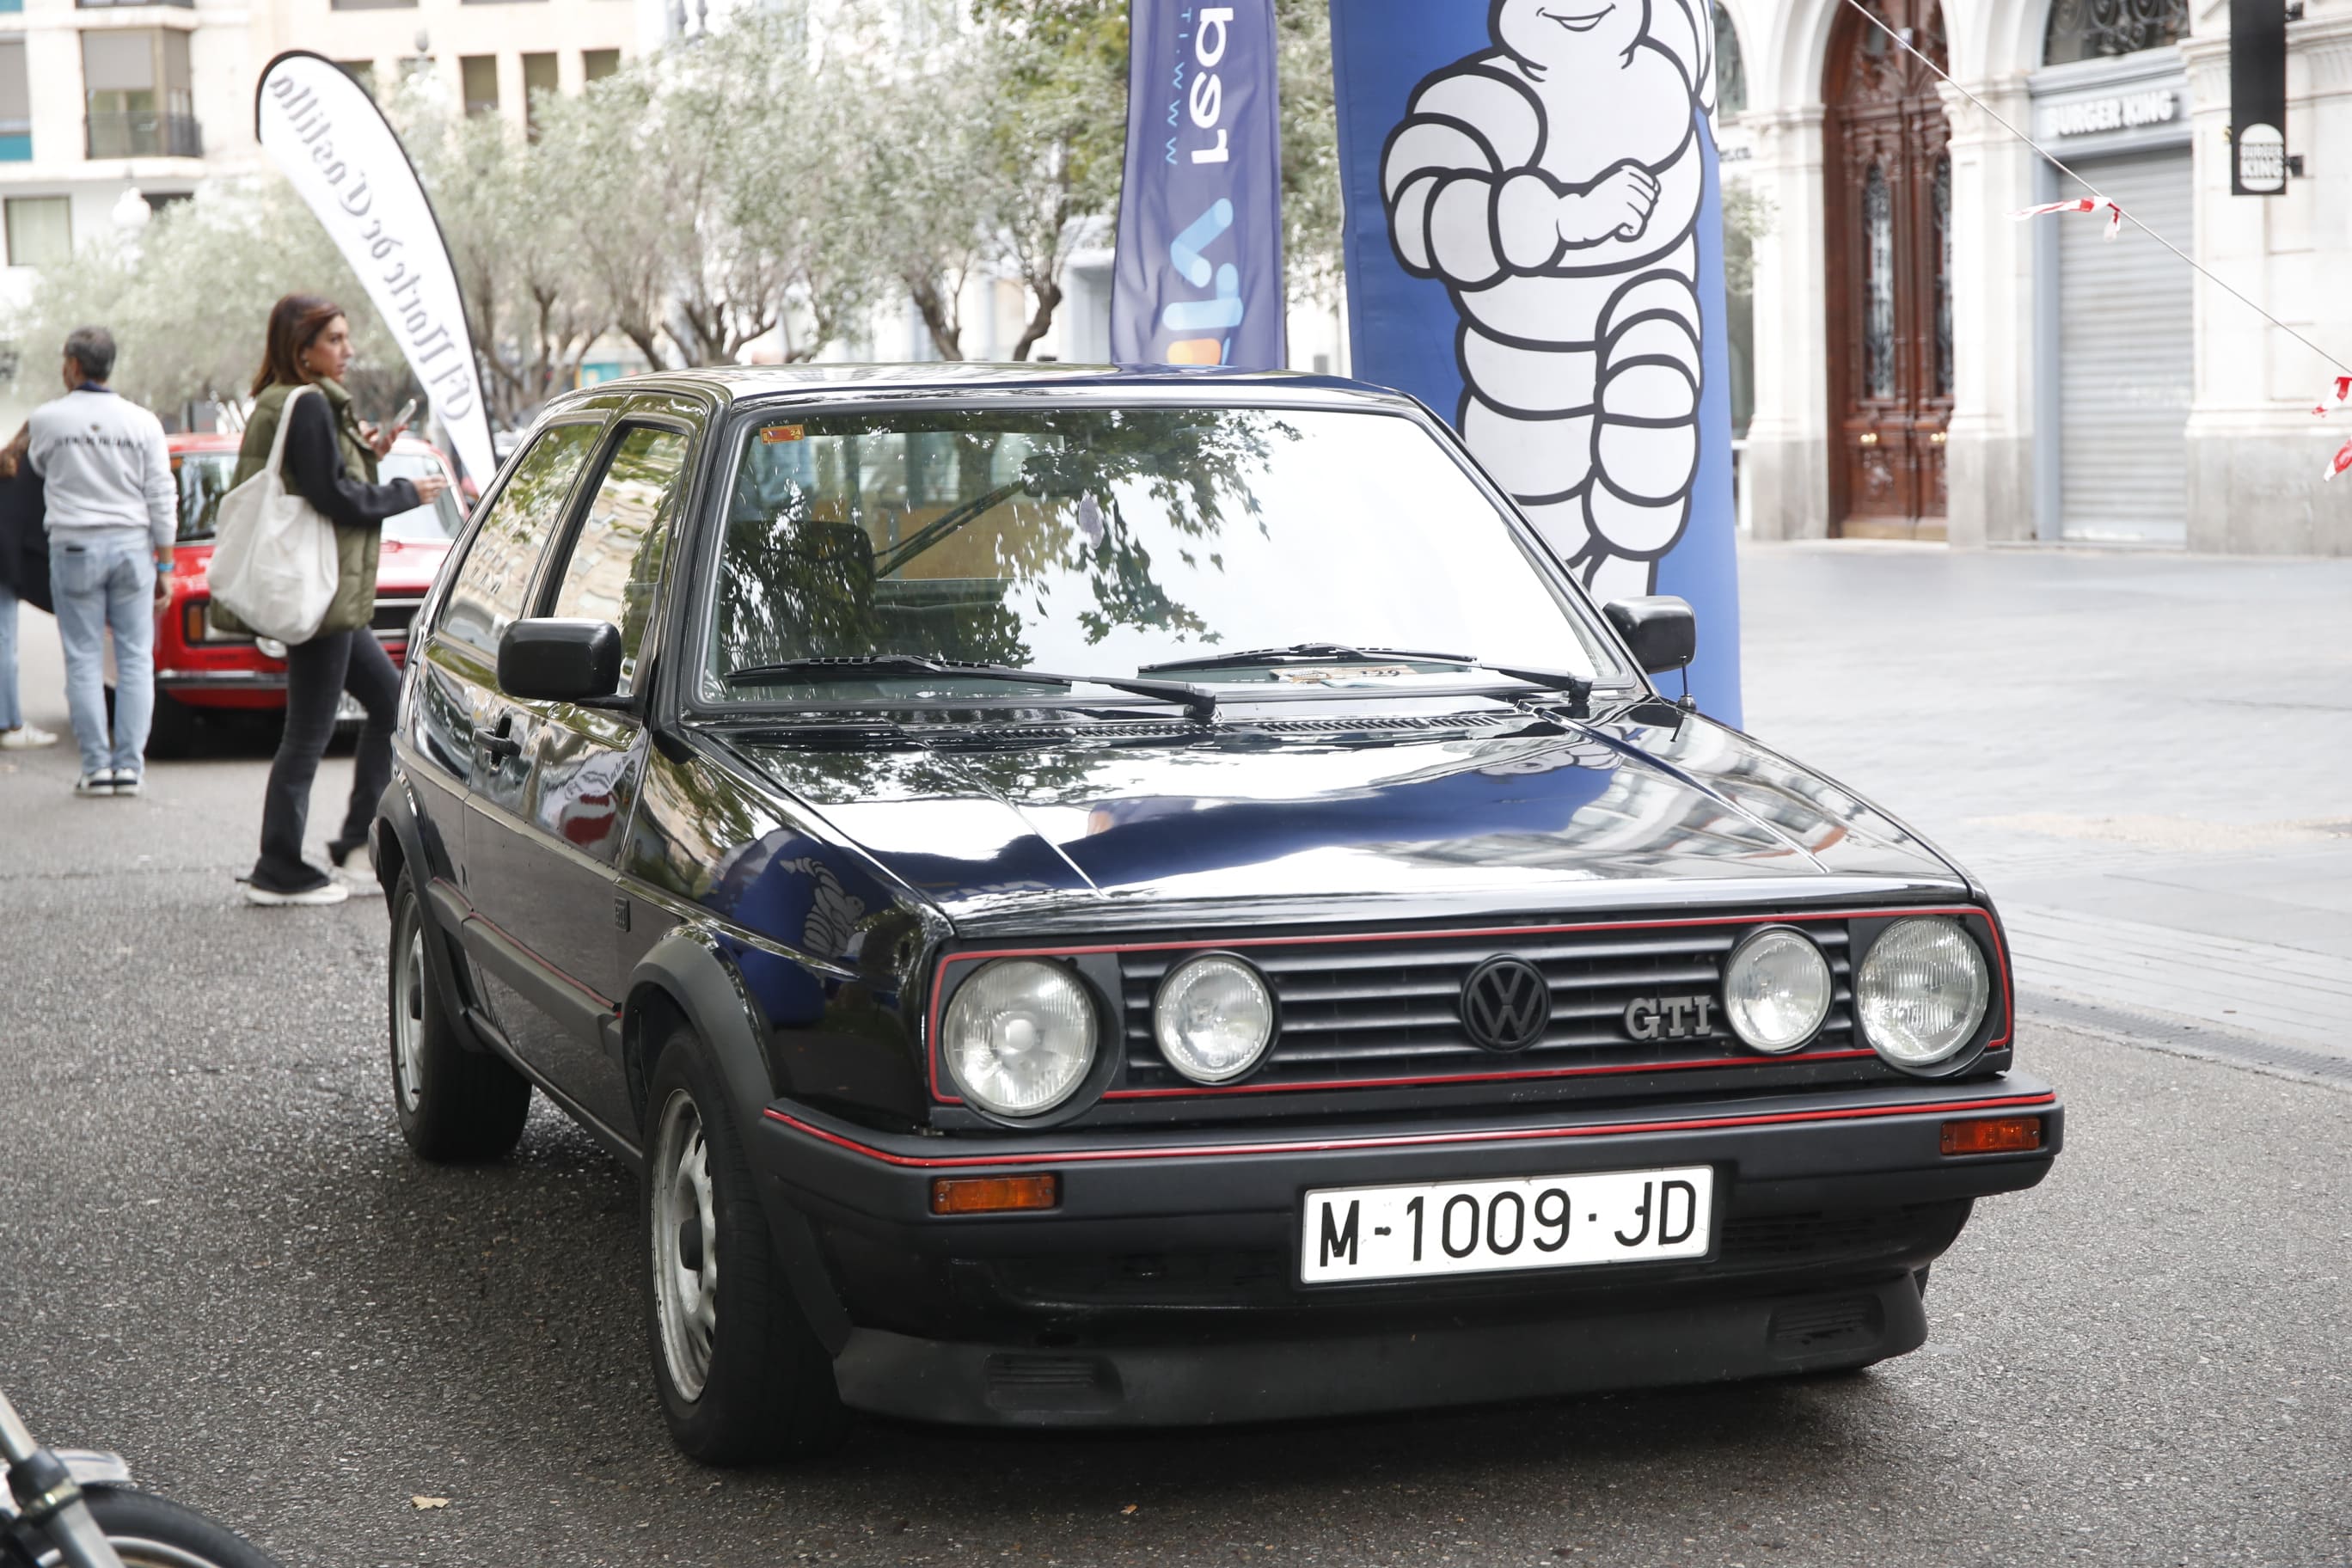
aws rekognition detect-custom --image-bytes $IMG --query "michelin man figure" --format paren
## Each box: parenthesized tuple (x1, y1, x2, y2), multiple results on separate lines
(1383, 0, 1716, 601)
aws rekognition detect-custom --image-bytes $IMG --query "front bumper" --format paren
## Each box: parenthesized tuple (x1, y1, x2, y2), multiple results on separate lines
(754, 1073, 2061, 1426)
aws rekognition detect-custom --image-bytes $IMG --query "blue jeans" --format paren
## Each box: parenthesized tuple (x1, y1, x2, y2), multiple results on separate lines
(49, 538, 155, 775)
(0, 577, 19, 732)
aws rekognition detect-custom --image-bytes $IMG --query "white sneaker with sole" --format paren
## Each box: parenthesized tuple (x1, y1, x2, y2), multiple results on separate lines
(242, 878, 351, 907)
(73, 772, 114, 797)
(328, 842, 383, 897)
(107, 769, 143, 797)
(0, 725, 58, 750)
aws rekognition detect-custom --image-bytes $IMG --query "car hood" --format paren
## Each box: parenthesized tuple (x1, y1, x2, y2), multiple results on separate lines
(726, 702, 1968, 932)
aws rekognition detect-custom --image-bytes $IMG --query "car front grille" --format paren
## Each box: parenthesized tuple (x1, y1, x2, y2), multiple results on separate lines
(978, 1203, 1969, 1312)
(371, 598, 423, 641)
(1114, 916, 1860, 1095)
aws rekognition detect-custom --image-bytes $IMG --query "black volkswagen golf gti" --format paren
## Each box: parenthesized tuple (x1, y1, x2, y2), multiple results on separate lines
(373, 364, 2061, 1461)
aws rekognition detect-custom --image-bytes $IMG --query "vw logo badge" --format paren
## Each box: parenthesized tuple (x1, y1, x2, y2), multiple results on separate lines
(1461, 956, 1551, 1053)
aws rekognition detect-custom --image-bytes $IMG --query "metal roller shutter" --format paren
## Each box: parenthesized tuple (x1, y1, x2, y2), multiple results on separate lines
(2056, 149, 2193, 543)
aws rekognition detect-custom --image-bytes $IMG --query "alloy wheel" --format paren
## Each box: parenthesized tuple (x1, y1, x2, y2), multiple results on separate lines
(652, 1089, 720, 1401)
(392, 922, 427, 1116)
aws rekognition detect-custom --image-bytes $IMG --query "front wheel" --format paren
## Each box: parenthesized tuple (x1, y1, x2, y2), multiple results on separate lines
(75, 1486, 283, 1568)
(388, 872, 531, 1161)
(643, 1026, 846, 1464)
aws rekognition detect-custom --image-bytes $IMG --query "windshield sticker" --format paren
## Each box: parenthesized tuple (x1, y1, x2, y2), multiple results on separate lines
(759, 425, 805, 444)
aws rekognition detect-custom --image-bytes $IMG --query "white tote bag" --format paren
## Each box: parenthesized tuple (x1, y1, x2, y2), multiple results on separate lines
(207, 385, 340, 644)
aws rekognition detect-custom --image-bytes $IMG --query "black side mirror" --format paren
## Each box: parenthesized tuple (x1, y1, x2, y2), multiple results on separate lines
(1602, 597, 1697, 676)
(499, 618, 622, 703)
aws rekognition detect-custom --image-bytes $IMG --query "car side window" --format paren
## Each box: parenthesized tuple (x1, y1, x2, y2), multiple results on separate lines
(542, 426, 691, 699)
(436, 423, 603, 658)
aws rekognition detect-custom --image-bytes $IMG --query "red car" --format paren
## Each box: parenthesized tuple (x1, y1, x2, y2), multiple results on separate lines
(152, 430, 465, 754)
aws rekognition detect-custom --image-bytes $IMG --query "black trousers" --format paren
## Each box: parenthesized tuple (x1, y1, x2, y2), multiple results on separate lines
(249, 628, 400, 893)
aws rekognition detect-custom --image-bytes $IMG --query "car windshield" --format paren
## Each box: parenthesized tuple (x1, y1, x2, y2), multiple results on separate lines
(173, 449, 463, 544)
(701, 405, 1615, 705)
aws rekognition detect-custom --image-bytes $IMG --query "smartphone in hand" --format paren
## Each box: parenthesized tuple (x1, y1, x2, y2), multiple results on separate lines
(391, 397, 419, 431)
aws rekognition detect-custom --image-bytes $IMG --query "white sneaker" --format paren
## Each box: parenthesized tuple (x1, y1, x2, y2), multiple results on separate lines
(242, 878, 351, 908)
(0, 725, 57, 750)
(329, 842, 383, 898)
(74, 772, 114, 797)
(107, 769, 142, 797)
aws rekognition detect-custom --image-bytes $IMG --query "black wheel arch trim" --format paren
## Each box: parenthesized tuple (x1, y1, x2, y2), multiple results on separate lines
(374, 783, 491, 1058)
(627, 928, 855, 1353)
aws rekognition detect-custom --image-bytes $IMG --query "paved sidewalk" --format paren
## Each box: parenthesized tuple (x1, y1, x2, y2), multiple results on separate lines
(1741, 541, 2352, 1059)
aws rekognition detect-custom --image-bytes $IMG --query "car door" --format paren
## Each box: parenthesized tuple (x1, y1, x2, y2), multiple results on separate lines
(404, 419, 606, 915)
(463, 407, 700, 1136)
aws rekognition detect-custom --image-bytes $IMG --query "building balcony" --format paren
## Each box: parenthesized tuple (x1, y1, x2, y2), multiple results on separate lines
(85, 110, 201, 158)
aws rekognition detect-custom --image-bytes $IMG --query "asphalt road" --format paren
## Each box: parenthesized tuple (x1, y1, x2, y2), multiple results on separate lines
(3, 561, 2349, 1568)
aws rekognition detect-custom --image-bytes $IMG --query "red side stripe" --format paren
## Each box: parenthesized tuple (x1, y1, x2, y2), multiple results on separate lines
(763, 1090, 2057, 1170)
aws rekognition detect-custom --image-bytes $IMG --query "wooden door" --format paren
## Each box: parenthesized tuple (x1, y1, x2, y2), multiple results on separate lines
(1823, 0, 1953, 537)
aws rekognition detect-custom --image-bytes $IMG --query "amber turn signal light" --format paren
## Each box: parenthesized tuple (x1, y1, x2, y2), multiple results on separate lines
(929, 1174, 1058, 1215)
(1940, 1115, 2043, 1155)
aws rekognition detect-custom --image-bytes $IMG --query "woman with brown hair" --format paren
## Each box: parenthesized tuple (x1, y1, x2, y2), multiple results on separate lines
(235, 293, 450, 907)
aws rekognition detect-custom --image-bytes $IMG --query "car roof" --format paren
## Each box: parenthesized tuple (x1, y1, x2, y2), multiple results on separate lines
(542, 363, 1418, 415)
(168, 431, 447, 461)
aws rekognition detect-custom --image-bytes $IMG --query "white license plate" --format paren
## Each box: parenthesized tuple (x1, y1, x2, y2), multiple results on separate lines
(1300, 1165, 1714, 1283)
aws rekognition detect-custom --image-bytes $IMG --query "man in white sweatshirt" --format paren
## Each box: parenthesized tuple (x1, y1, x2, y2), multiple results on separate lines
(25, 327, 175, 796)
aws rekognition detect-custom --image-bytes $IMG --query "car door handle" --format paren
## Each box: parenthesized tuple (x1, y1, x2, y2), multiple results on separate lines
(477, 715, 522, 765)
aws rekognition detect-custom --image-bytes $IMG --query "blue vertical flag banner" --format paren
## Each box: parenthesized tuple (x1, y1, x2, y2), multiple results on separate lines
(1327, 0, 1743, 724)
(1111, 1, 1288, 370)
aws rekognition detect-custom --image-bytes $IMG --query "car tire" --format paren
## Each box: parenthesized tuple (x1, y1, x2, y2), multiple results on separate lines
(643, 1024, 847, 1465)
(144, 692, 201, 760)
(388, 872, 531, 1162)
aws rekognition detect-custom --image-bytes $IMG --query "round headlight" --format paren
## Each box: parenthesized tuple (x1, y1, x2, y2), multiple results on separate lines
(1722, 927, 1833, 1053)
(1857, 917, 1991, 1069)
(1153, 954, 1276, 1084)
(941, 959, 1097, 1117)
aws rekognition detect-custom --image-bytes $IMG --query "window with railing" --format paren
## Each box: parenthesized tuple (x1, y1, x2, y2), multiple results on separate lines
(77, 0, 197, 9)
(83, 28, 201, 156)
(0, 38, 28, 161)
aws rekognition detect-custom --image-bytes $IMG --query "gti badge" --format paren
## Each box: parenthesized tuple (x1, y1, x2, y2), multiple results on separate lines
(1461, 956, 1551, 1052)
(1625, 995, 1717, 1042)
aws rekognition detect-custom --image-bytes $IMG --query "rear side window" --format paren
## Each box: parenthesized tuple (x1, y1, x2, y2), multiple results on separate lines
(544, 426, 690, 698)
(173, 452, 236, 542)
(436, 424, 601, 658)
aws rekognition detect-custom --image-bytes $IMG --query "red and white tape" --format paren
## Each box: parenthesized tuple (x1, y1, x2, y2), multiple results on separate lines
(2329, 438, 2352, 483)
(2012, 197, 2123, 241)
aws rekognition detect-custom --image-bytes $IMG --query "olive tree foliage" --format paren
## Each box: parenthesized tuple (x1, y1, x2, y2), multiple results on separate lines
(3, 179, 395, 412)
(6, 0, 1353, 416)
(971, 0, 1346, 305)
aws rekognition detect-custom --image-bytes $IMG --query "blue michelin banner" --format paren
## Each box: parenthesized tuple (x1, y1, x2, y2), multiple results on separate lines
(1111, 1, 1288, 370)
(1328, 0, 1743, 724)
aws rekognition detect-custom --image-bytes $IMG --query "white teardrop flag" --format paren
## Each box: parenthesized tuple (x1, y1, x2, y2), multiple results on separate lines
(254, 52, 494, 485)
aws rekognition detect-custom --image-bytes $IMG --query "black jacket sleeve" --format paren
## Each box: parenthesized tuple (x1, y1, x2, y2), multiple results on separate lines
(281, 391, 420, 531)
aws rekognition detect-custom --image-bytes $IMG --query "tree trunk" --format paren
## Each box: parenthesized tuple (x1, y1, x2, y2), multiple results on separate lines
(906, 275, 965, 361)
(1009, 276, 1063, 362)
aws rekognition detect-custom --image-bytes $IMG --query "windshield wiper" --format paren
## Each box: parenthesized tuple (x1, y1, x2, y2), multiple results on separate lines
(1138, 643, 1591, 708)
(723, 654, 1219, 722)
(1139, 641, 1476, 673)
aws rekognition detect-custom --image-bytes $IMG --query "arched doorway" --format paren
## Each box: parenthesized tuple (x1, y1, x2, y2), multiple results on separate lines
(1822, 0, 1952, 537)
